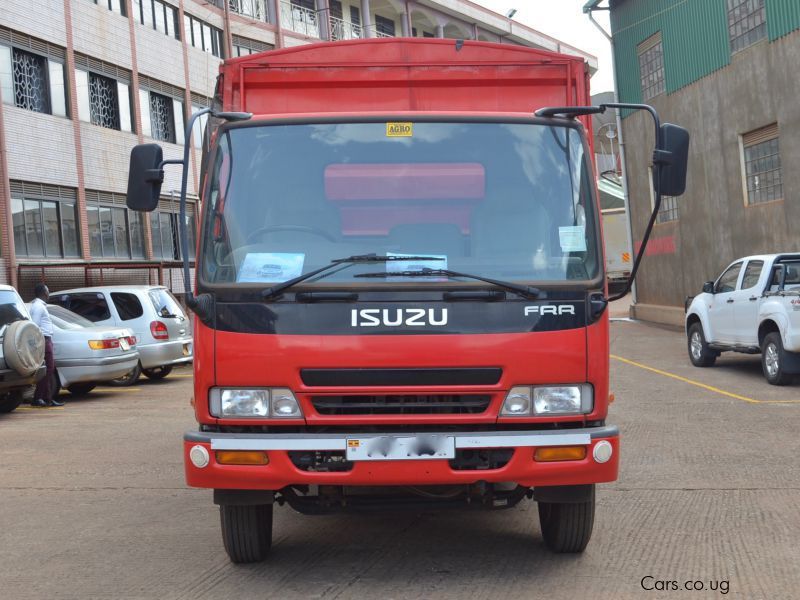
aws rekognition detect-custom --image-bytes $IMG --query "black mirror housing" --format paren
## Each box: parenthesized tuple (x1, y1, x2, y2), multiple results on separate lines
(127, 143, 164, 212)
(655, 123, 690, 197)
(702, 281, 715, 294)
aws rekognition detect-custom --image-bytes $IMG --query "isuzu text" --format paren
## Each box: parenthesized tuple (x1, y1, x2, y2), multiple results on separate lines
(126, 39, 688, 563)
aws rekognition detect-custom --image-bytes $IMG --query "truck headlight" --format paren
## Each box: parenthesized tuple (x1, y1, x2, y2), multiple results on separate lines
(501, 385, 593, 416)
(533, 385, 593, 415)
(209, 388, 303, 418)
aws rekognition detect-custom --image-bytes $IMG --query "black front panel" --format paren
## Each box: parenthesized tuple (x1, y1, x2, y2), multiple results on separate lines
(301, 368, 502, 387)
(311, 394, 491, 415)
(214, 294, 589, 335)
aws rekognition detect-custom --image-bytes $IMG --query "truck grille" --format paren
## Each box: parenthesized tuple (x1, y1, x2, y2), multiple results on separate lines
(311, 394, 491, 415)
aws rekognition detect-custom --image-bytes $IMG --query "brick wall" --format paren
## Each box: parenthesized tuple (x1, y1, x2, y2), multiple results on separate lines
(71, 1, 132, 70)
(0, 0, 67, 47)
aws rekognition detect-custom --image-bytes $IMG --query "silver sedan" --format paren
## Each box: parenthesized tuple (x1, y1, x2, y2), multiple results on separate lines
(40, 305, 140, 396)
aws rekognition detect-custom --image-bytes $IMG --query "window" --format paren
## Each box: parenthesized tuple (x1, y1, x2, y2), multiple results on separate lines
(350, 5, 361, 27)
(715, 262, 743, 294)
(51, 292, 111, 322)
(138, 77, 185, 144)
(149, 92, 175, 142)
(148, 288, 184, 318)
(229, 0, 269, 21)
(374, 15, 395, 37)
(0, 42, 68, 117)
(191, 102, 209, 149)
(75, 62, 134, 132)
(111, 292, 144, 320)
(133, 0, 180, 39)
(85, 191, 146, 259)
(728, 0, 766, 53)
(231, 35, 272, 57)
(90, 0, 126, 17)
(151, 205, 197, 261)
(637, 33, 665, 101)
(742, 124, 782, 206)
(10, 184, 79, 258)
(741, 260, 764, 289)
(184, 14, 223, 57)
(656, 195, 679, 223)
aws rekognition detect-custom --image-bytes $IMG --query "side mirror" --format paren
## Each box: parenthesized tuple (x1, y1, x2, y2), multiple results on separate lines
(654, 123, 690, 197)
(702, 281, 715, 294)
(126, 143, 164, 212)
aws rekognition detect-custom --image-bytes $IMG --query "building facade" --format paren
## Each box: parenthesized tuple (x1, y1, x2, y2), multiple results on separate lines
(587, 0, 800, 325)
(0, 0, 596, 298)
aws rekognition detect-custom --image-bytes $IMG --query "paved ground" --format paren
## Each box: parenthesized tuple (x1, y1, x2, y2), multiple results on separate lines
(2, 321, 799, 600)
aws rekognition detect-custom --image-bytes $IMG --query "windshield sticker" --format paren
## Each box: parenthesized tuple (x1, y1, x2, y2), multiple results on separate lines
(558, 226, 587, 253)
(238, 253, 305, 283)
(386, 122, 413, 137)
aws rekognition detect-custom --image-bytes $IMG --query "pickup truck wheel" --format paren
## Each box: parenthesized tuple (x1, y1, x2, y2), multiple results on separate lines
(762, 333, 793, 386)
(688, 323, 717, 367)
(220, 504, 273, 563)
(538, 487, 595, 553)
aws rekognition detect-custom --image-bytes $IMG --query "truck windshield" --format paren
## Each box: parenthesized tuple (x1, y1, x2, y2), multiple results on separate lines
(202, 121, 599, 287)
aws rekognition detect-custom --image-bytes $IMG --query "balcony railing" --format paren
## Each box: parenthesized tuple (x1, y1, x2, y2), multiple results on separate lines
(229, 0, 269, 21)
(330, 16, 364, 40)
(280, 1, 320, 38)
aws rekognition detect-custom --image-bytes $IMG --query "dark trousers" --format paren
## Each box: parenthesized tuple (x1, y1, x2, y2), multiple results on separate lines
(34, 337, 54, 402)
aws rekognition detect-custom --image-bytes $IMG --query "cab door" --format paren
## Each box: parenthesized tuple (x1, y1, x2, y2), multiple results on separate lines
(732, 259, 764, 346)
(706, 262, 743, 344)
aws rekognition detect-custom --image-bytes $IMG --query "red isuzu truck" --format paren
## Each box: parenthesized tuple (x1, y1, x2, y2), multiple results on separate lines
(126, 39, 688, 563)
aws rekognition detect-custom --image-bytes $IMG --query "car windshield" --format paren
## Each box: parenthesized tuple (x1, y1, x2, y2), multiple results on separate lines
(0, 290, 28, 326)
(47, 304, 95, 330)
(148, 289, 185, 318)
(202, 121, 600, 288)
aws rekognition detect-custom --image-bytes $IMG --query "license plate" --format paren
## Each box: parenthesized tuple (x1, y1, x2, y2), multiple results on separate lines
(182, 343, 191, 356)
(119, 339, 130, 351)
(345, 435, 455, 461)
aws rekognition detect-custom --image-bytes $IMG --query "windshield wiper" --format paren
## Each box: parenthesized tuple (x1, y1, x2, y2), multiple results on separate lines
(261, 254, 444, 300)
(354, 268, 541, 299)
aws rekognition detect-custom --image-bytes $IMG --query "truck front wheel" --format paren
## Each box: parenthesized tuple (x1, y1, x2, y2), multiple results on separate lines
(220, 504, 273, 563)
(762, 332, 793, 386)
(538, 486, 595, 553)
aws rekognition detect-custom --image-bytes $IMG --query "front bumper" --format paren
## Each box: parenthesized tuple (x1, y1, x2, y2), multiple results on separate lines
(184, 426, 619, 490)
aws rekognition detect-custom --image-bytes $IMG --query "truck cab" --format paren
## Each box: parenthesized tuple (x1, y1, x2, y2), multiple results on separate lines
(125, 39, 688, 563)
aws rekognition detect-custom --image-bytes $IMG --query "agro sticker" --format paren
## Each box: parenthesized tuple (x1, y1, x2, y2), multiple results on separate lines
(559, 226, 587, 252)
(386, 122, 413, 137)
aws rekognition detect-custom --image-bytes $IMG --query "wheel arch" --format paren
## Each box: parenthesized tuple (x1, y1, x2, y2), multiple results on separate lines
(758, 319, 781, 348)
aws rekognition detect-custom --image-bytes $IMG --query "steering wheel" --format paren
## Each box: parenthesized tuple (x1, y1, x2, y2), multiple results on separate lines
(245, 225, 338, 244)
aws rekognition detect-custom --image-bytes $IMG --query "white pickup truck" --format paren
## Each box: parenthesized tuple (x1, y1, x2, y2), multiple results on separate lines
(685, 253, 800, 385)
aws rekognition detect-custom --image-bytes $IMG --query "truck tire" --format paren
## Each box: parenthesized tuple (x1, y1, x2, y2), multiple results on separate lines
(688, 323, 717, 367)
(3, 320, 45, 377)
(538, 486, 595, 553)
(220, 504, 273, 563)
(762, 332, 793, 386)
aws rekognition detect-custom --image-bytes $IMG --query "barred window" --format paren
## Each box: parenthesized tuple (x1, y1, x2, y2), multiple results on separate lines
(10, 188, 79, 258)
(88, 73, 120, 129)
(637, 33, 665, 101)
(742, 124, 782, 206)
(149, 92, 175, 143)
(184, 14, 223, 57)
(0, 44, 68, 117)
(656, 195, 679, 223)
(728, 0, 766, 53)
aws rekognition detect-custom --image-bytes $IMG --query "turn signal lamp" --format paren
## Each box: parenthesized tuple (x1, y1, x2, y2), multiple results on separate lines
(88, 339, 120, 350)
(215, 451, 270, 465)
(534, 446, 587, 462)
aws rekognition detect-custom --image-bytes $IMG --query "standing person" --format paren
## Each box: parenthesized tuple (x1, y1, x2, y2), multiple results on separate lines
(29, 283, 62, 407)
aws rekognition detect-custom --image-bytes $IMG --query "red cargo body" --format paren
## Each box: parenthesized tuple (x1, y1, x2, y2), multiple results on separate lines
(183, 39, 617, 562)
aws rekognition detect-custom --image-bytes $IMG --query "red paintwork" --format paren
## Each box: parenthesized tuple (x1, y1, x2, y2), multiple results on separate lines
(188, 39, 617, 494)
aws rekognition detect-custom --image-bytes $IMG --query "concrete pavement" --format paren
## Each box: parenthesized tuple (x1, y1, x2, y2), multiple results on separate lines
(1, 322, 799, 599)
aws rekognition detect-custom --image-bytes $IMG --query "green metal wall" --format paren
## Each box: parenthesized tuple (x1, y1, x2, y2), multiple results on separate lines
(610, 0, 800, 106)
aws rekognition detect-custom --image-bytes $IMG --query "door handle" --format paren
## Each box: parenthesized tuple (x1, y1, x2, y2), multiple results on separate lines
(749, 296, 758, 301)
(726, 298, 734, 303)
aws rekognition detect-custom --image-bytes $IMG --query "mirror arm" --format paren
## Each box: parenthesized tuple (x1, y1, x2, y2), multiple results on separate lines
(176, 108, 213, 316)
(603, 103, 665, 303)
